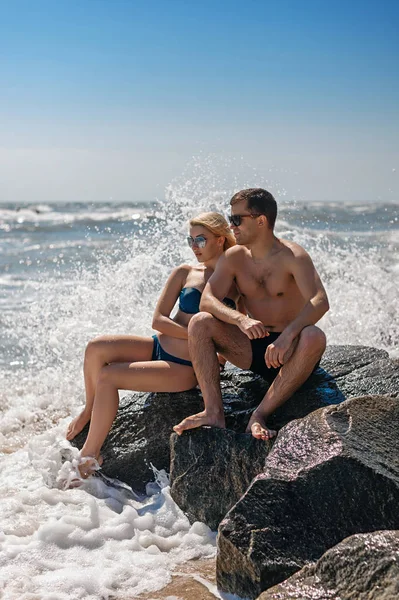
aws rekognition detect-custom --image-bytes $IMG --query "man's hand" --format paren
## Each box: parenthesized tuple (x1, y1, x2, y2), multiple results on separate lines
(238, 316, 269, 340)
(265, 332, 297, 369)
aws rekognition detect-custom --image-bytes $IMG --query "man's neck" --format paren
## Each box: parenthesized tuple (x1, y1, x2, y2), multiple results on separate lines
(247, 234, 278, 262)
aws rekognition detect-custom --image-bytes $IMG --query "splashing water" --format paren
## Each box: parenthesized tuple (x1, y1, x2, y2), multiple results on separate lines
(0, 155, 398, 598)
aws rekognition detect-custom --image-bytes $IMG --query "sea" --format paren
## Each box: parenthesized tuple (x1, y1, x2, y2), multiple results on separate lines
(0, 169, 398, 599)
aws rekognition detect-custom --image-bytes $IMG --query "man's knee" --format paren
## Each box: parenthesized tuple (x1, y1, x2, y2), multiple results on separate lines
(188, 311, 219, 338)
(299, 326, 326, 356)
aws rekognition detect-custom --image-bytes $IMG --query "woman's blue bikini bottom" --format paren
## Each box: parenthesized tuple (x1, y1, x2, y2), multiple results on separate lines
(151, 335, 193, 368)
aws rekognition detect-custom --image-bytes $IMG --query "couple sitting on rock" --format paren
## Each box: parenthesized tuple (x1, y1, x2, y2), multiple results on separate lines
(66, 188, 329, 479)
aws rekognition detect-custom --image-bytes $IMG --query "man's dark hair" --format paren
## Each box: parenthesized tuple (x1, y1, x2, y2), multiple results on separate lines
(230, 188, 277, 229)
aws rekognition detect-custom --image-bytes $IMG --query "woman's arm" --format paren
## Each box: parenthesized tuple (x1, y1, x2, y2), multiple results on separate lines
(151, 265, 190, 339)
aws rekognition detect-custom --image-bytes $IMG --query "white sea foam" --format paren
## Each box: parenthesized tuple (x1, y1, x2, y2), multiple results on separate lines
(0, 425, 216, 600)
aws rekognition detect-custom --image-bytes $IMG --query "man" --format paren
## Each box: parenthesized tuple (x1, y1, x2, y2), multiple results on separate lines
(173, 188, 329, 440)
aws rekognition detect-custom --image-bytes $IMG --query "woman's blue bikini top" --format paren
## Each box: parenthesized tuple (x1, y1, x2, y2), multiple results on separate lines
(179, 287, 236, 314)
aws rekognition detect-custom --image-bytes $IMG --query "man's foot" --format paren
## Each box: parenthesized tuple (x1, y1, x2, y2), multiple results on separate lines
(66, 410, 91, 441)
(173, 410, 225, 435)
(246, 412, 277, 441)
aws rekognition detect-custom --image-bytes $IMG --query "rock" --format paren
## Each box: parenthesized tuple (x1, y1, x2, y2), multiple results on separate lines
(265, 344, 398, 430)
(71, 345, 398, 493)
(258, 530, 399, 600)
(170, 345, 398, 529)
(170, 428, 271, 530)
(70, 368, 271, 493)
(71, 388, 204, 493)
(217, 395, 399, 599)
(220, 344, 398, 433)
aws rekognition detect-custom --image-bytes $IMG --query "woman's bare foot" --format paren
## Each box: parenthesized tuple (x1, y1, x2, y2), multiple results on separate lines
(66, 410, 91, 441)
(78, 454, 103, 479)
(173, 410, 225, 435)
(56, 453, 103, 489)
(246, 412, 277, 441)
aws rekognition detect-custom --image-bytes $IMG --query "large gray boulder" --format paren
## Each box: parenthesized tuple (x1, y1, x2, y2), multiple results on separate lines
(71, 345, 398, 493)
(265, 344, 398, 430)
(217, 395, 399, 599)
(258, 530, 399, 600)
(170, 428, 271, 530)
(170, 345, 398, 529)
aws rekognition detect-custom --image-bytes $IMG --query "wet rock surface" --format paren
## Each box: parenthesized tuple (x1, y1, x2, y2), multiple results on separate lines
(265, 344, 398, 430)
(71, 345, 398, 493)
(217, 395, 399, 599)
(168, 344, 398, 529)
(258, 530, 399, 600)
(169, 428, 271, 530)
(71, 388, 204, 493)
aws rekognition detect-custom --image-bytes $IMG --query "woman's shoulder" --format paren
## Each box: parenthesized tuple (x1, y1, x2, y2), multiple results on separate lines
(174, 263, 203, 275)
(170, 263, 204, 283)
(174, 263, 191, 273)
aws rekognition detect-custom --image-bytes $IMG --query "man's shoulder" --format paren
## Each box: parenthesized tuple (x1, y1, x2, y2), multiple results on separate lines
(224, 245, 247, 261)
(279, 239, 310, 260)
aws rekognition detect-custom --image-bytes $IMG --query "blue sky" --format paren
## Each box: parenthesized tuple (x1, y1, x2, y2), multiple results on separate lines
(1, 0, 398, 203)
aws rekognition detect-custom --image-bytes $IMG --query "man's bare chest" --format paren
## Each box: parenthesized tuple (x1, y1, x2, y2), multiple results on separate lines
(235, 263, 293, 299)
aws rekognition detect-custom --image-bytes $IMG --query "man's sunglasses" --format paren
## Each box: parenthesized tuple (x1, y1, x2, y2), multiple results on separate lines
(228, 213, 262, 227)
(187, 235, 207, 249)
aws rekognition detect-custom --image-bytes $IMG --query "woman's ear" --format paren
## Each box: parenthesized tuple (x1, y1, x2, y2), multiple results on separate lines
(219, 236, 226, 248)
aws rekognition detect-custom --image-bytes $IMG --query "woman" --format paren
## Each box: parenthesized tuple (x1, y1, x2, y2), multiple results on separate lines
(66, 212, 239, 479)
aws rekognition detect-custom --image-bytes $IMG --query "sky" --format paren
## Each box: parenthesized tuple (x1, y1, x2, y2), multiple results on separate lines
(1, 0, 398, 204)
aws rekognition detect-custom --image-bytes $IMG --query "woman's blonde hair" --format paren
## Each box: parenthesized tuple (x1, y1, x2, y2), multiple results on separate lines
(189, 212, 235, 251)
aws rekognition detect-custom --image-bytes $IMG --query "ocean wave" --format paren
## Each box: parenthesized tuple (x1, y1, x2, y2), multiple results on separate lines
(0, 204, 150, 229)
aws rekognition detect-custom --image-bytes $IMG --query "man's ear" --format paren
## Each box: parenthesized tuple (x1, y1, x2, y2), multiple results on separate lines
(258, 215, 268, 228)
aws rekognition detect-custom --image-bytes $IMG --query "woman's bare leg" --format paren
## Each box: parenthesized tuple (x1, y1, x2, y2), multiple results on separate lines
(78, 360, 197, 476)
(66, 335, 154, 440)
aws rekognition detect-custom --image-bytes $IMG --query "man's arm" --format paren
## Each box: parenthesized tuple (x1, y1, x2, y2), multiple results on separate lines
(284, 249, 329, 338)
(266, 248, 329, 367)
(200, 252, 268, 339)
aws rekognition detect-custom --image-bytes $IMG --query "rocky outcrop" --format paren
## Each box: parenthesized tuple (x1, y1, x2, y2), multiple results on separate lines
(71, 345, 398, 494)
(71, 388, 204, 493)
(170, 428, 271, 530)
(265, 344, 398, 430)
(169, 345, 398, 528)
(258, 530, 399, 600)
(217, 395, 399, 599)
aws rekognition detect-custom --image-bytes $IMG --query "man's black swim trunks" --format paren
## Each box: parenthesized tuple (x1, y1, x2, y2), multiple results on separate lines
(250, 333, 283, 383)
(250, 333, 320, 384)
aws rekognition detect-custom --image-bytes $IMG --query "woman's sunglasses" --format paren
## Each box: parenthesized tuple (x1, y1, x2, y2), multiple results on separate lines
(228, 214, 262, 227)
(187, 235, 207, 249)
